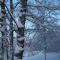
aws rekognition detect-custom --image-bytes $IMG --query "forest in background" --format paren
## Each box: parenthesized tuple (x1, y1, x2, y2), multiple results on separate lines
(0, 0, 60, 60)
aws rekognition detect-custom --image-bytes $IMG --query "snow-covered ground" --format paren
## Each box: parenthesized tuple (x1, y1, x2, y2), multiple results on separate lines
(23, 52, 60, 60)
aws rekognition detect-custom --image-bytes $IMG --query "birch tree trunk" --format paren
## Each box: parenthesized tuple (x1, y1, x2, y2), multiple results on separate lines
(15, 0, 27, 60)
(0, 0, 7, 60)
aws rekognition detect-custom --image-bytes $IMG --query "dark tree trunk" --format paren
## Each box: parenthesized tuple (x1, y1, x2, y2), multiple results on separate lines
(10, 0, 14, 60)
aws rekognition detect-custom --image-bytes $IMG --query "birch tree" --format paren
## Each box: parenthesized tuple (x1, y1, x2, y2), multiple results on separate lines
(0, 0, 7, 60)
(15, 0, 28, 60)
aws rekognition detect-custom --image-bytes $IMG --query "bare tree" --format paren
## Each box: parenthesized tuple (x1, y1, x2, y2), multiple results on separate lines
(0, 0, 7, 60)
(10, 0, 14, 60)
(15, 0, 28, 60)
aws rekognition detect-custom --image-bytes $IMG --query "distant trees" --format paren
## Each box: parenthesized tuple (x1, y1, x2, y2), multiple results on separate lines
(0, 0, 60, 60)
(24, 0, 60, 56)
